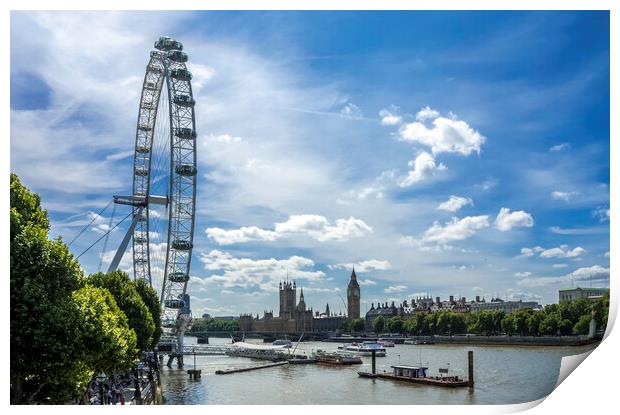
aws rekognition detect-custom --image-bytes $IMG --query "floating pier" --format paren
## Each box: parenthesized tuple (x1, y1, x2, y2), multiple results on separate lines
(215, 361, 289, 375)
(359, 350, 474, 389)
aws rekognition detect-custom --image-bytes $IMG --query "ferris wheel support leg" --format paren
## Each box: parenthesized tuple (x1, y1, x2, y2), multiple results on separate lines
(176, 330, 185, 368)
(107, 208, 143, 273)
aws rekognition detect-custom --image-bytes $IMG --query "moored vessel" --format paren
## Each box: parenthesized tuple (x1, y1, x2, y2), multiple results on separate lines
(338, 341, 387, 356)
(313, 350, 362, 365)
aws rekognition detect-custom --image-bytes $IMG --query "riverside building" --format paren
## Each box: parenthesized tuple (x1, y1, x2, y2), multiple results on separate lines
(239, 269, 360, 333)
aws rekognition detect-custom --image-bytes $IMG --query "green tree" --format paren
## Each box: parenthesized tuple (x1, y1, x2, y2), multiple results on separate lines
(559, 319, 573, 335)
(450, 313, 468, 334)
(72, 286, 138, 373)
(539, 313, 560, 335)
(526, 312, 545, 336)
(387, 316, 404, 333)
(501, 314, 515, 335)
(90, 270, 156, 352)
(133, 279, 163, 348)
(350, 318, 365, 333)
(572, 314, 592, 335)
(590, 291, 610, 331)
(11, 174, 85, 403)
(373, 315, 386, 333)
(10, 174, 135, 404)
(512, 309, 534, 336)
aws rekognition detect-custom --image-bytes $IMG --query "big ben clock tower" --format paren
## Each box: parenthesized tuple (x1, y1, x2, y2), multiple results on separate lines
(347, 267, 361, 319)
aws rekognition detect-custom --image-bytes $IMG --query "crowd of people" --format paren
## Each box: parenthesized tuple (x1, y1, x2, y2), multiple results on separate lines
(84, 374, 132, 405)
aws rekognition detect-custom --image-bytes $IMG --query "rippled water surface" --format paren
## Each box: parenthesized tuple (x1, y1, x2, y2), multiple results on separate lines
(160, 337, 596, 405)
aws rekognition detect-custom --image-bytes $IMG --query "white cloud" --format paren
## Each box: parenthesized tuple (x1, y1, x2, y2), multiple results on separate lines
(207, 133, 242, 143)
(422, 215, 490, 244)
(551, 191, 578, 202)
(274, 215, 372, 242)
(494, 207, 534, 231)
(518, 265, 609, 288)
(398, 152, 447, 187)
(358, 279, 377, 286)
(514, 271, 532, 278)
(593, 206, 610, 222)
(471, 286, 484, 293)
(399, 114, 486, 156)
(552, 264, 568, 268)
(415, 106, 440, 122)
(505, 289, 542, 302)
(384, 285, 407, 293)
(379, 106, 402, 126)
(198, 250, 325, 291)
(340, 102, 362, 119)
(549, 143, 570, 152)
(436, 195, 473, 212)
(604, 251, 610, 258)
(206, 214, 373, 245)
(205, 226, 279, 245)
(539, 245, 586, 259)
(329, 259, 392, 273)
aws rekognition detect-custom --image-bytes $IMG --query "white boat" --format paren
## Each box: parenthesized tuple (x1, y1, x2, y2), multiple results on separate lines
(272, 339, 293, 348)
(338, 341, 387, 356)
(379, 339, 395, 347)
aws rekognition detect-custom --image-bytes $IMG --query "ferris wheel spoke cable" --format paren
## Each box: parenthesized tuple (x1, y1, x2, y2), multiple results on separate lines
(76, 209, 135, 260)
(97, 202, 117, 272)
(67, 198, 114, 247)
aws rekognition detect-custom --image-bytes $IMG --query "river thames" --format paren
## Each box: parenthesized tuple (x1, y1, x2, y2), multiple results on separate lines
(159, 337, 597, 405)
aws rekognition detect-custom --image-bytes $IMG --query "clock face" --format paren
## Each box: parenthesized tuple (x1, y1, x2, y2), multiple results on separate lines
(349, 287, 359, 297)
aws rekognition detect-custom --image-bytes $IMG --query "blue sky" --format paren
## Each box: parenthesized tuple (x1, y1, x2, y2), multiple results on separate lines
(10, 11, 610, 317)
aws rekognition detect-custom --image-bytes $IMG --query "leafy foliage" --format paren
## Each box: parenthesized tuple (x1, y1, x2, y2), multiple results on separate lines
(372, 315, 386, 333)
(10, 174, 137, 404)
(133, 279, 163, 348)
(90, 270, 156, 352)
(350, 318, 365, 332)
(72, 286, 138, 373)
(190, 318, 240, 334)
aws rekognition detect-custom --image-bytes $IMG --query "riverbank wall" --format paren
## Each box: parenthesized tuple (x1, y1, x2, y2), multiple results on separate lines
(325, 334, 602, 347)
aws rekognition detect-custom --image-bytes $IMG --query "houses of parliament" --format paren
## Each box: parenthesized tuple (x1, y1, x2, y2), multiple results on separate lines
(239, 269, 361, 333)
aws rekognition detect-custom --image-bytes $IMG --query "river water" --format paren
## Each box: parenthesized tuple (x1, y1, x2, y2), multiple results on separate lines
(160, 337, 597, 405)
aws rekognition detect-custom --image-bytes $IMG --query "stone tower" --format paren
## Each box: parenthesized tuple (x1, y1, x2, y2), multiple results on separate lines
(279, 279, 297, 319)
(347, 267, 361, 319)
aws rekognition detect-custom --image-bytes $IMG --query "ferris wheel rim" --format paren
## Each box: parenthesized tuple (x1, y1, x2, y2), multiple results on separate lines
(130, 38, 197, 331)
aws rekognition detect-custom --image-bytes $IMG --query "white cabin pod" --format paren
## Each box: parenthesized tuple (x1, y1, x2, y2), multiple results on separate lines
(173, 94, 195, 107)
(172, 239, 192, 250)
(168, 272, 190, 283)
(175, 164, 197, 176)
(175, 127, 197, 140)
(155, 36, 183, 52)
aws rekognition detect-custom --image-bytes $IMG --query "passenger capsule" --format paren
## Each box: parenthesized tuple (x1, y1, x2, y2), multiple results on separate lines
(173, 94, 195, 107)
(175, 164, 197, 176)
(175, 128, 197, 140)
(147, 64, 163, 73)
(138, 125, 152, 132)
(167, 50, 188, 63)
(161, 319, 176, 328)
(165, 299, 185, 309)
(172, 239, 192, 250)
(155, 37, 183, 52)
(168, 272, 190, 283)
(134, 167, 149, 176)
(170, 68, 193, 81)
(134, 237, 147, 244)
(136, 146, 150, 153)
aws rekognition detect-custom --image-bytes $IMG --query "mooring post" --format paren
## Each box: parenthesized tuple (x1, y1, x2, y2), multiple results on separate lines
(468, 350, 474, 388)
(372, 349, 376, 374)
